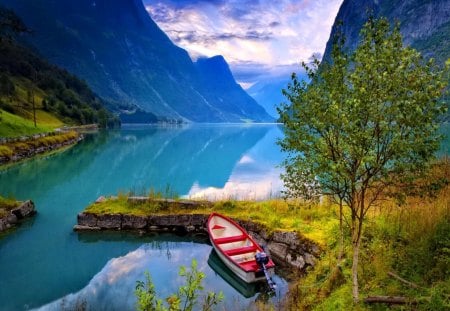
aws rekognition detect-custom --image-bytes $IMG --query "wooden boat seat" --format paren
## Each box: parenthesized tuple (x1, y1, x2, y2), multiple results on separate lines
(225, 245, 257, 256)
(214, 234, 247, 244)
(239, 260, 259, 272)
(211, 224, 226, 230)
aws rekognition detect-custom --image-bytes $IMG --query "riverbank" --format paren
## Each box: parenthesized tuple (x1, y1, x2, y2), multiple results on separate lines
(74, 158, 450, 310)
(0, 130, 83, 166)
(0, 197, 36, 232)
(75, 196, 322, 272)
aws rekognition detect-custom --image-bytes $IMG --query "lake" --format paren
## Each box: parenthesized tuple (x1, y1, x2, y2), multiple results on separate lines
(0, 124, 287, 311)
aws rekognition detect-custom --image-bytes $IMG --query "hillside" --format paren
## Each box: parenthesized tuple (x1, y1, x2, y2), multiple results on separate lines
(0, 7, 120, 136)
(0, 0, 272, 123)
(323, 0, 450, 66)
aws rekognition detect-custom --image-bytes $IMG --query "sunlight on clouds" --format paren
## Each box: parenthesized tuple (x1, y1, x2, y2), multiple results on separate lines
(144, 0, 343, 83)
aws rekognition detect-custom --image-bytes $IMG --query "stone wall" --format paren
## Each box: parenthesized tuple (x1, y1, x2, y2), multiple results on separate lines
(75, 211, 321, 272)
(0, 200, 36, 232)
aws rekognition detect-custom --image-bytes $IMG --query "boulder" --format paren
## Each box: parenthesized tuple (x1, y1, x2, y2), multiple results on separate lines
(6, 213, 18, 224)
(286, 253, 306, 269)
(268, 242, 288, 261)
(272, 231, 300, 249)
(11, 200, 35, 219)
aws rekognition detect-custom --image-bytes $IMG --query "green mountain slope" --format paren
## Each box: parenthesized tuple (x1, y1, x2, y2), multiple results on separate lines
(0, 7, 120, 136)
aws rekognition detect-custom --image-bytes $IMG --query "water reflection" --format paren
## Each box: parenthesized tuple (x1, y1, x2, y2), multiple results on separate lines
(0, 124, 286, 311)
(186, 126, 284, 200)
(34, 239, 287, 311)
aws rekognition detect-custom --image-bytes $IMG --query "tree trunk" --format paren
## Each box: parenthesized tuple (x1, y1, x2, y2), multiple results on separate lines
(351, 233, 361, 302)
(338, 198, 344, 260)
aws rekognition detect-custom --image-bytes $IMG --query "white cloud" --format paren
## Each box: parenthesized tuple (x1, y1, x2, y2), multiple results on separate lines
(144, 0, 343, 84)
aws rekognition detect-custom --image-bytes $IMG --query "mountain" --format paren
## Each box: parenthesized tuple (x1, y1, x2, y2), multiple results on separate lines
(195, 56, 271, 122)
(0, 0, 272, 123)
(323, 0, 450, 66)
(247, 76, 296, 119)
(0, 7, 119, 133)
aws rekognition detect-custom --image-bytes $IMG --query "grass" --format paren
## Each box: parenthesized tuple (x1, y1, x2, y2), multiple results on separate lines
(0, 109, 55, 137)
(0, 131, 79, 160)
(0, 195, 20, 218)
(285, 159, 450, 310)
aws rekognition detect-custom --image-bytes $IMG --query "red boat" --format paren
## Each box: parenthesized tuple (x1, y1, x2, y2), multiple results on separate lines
(207, 212, 275, 284)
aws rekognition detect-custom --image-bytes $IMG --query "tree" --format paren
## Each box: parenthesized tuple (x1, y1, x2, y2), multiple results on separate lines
(278, 17, 448, 303)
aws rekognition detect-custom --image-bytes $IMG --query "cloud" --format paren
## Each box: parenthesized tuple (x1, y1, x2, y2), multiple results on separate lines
(143, 0, 343, 84)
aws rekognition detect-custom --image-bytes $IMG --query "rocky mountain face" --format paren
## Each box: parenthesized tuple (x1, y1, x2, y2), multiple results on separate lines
(0, 0, 272, 122)
(323, 0, 450, 66)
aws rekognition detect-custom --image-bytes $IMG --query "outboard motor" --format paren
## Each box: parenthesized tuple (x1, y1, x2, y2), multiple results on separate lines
(255, 251, 276, 291)
(255, 252, 270, 265)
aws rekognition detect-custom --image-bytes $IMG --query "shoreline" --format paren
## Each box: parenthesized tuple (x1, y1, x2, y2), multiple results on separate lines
(74, 196, 321, 272)
(0, 130, 85, 167)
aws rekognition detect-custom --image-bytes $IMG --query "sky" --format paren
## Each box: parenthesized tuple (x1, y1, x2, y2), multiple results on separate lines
(143, 0, 343, 87)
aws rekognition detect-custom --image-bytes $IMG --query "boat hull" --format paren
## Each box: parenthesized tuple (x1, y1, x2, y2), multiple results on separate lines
(207, 212, 275, 284)
(211, 243, 274, 283)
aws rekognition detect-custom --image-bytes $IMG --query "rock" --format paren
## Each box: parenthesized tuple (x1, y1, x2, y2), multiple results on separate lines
(268, 242, 288, 261)
(78, 213, 98, 227)
(272, 231, 300, 249)
(0, 218, 7, 231)
(286, 253, 306, 269)
(11, 200, 35, 219)
(6, 213, 18, 224)
(122, 215, 147, 229)
(97, 214, 122, 229)
(191, 214, 206, 227)
(95, 196, 106, 203)
(186, 225, 196, 232)
(304, 253, 316, 267)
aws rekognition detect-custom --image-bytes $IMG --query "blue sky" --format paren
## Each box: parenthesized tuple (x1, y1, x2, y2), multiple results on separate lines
(143, 0, 343, 87)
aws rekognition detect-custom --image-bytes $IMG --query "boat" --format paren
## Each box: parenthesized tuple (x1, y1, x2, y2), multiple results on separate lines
(207, 249, 259, 298)
(207, 212, 275, 287)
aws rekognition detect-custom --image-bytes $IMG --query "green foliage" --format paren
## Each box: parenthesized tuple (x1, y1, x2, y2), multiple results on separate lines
(0, 7, 120, 129)
(279, 16, 448, 302)
(135, 259, 223, 311)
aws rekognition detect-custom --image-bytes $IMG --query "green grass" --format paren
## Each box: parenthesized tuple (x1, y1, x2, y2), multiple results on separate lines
(0, 195, 20, 218)
(0, 109, 55, 137)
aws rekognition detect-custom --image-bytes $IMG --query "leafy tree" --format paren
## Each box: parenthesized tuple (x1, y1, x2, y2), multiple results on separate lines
(278, 17, 448, 303)
(0, 73, 15, 98)
(135, 259, 223, 311)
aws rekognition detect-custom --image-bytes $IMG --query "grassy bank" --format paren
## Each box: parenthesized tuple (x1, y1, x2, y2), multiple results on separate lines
(0, 131, 79, 162)
(83, 160, 450, 310)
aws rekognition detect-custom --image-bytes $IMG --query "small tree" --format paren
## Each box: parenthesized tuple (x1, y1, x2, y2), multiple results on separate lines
(135, 259, 223, 311)
(278, 17, 447, 303)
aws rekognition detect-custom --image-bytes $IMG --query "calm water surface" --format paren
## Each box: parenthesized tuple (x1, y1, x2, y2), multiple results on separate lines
(0, 124, 287, 311)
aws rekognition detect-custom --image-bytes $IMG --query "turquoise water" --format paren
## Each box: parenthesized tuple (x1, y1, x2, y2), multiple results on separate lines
(0, 124, 287, 311)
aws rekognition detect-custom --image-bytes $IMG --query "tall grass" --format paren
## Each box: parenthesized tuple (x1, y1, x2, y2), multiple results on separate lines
(286, 158, 450, 310)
